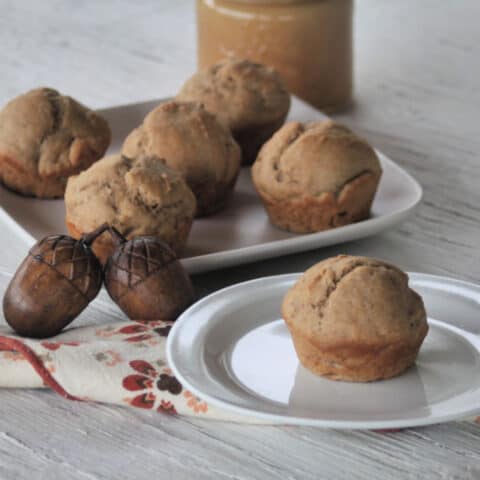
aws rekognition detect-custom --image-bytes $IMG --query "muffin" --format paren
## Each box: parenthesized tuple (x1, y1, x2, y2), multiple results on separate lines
(65, 154, 196, 263)
(0, 88, 111, 198)
(177, 58, 291, 165)
(282, 255, 428, 382)
(251, 120, 382, 233)
(122, 100, 240, 216)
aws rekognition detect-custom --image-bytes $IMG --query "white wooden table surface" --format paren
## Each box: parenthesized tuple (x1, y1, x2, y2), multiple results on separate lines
(0, 1, 479, 478)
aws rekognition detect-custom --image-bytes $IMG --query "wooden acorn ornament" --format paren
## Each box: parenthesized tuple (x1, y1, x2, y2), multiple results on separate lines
(3, 225, 107, 338)
(104, 228, 195, 321)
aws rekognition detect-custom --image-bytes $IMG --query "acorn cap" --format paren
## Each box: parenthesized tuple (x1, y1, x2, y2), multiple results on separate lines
(104, 236, 177, 300)
(30, 235, 103, 302)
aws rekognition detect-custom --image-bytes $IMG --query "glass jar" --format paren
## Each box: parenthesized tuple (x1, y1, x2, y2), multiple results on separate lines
(197, 0, 354, 113)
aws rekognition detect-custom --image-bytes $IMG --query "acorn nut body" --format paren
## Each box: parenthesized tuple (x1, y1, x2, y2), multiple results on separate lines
(3, 235, 103, 338)
(104, 236, 194, 321)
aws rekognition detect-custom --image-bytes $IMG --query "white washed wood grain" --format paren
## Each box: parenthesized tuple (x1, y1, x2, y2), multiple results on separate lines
(0, 0, 479, 479)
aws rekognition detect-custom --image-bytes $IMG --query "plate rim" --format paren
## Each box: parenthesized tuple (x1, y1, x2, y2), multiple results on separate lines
(0, 96, 423, 274)
(167, 272, 480, 429)
(181, 151, 423, 273)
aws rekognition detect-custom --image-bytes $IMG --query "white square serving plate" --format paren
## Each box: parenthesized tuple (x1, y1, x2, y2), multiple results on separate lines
(0, 97, 422, 274)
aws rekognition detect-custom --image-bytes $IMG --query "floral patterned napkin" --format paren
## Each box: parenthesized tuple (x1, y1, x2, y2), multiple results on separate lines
(0, 319, 478, 427)
(0, 319, 236, 420)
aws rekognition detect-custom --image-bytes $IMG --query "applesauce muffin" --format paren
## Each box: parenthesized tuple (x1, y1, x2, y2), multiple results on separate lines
(122, 100, 240, 216)
(282, 255, 428, 382)
(0, 88, 111, 198)
(251, 120, 382, 233)
(65, 154, 196, 263)
(177, 58, 291, 165)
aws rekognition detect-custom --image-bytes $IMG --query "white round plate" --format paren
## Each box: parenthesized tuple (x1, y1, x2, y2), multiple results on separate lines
(167, 273, 480, 429)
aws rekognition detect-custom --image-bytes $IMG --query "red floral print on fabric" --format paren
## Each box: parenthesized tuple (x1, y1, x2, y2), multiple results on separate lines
(0, 342, 25, 362)
(114, 321, 173, 345)
(94, 350, 123, 367)
(94, 321, 172, 344)
(183, 391, 208, 414)
(95, 326, 117, 338)
(41, 341, 80, 351)
(1, 350, 26, 362)
(130, 360, 158, 377)
(130, 392, 156, 409)
(158, 400, 177, 415)
(122, 359, 182, 414)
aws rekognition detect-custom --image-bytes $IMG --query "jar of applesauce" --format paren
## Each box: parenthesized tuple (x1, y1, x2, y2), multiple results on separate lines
(197, 0, 354, 113)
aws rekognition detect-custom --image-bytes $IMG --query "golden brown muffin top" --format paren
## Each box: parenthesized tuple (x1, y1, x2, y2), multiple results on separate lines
(0, 87, 111, 178)
(177, 58, 291, 131)
(122, 100, 240, 188)
(65, 154, 196, 238)
(252, 120, 382, 201)
(282, 255, 427, 347)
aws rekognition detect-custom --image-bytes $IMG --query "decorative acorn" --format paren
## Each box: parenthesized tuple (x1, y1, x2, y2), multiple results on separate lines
(104, 228, 194, 321)
(3, 226, 106, 338)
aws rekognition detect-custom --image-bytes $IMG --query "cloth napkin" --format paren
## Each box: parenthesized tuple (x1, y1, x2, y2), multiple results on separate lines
(0, 319, 235, 421)
(0, 319, 478, 427)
